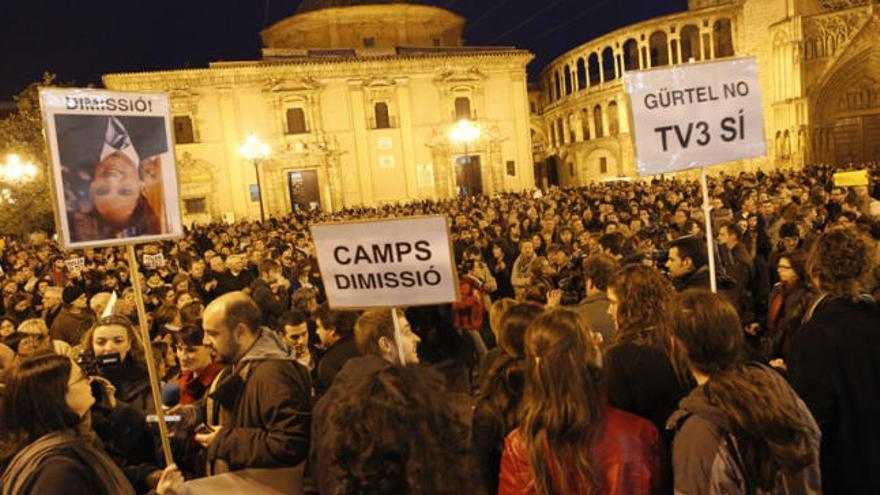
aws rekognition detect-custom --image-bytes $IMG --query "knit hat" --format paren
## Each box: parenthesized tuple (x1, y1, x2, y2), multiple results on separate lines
(62, 285, 85, 305)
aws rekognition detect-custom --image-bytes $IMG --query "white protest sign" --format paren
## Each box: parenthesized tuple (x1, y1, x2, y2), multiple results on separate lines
(143, 253, 165, 269)
(65, 257, 85, 273)
(310, 216, 459, 309)
(625, 57, 766, 176)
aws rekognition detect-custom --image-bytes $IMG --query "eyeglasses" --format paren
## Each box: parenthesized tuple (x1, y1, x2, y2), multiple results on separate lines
(777, 264, 793, 270)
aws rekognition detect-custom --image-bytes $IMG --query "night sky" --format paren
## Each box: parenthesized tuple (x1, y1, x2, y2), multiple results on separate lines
(0, 0, 686, 100)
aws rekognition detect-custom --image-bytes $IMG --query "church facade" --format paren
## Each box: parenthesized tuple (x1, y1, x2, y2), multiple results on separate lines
(103, 0, 535, 224)
(532, 0, 880, 187)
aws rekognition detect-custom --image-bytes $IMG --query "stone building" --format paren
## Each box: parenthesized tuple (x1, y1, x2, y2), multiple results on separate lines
(533, 0, 880, 187)
(103, 0, 535, 224)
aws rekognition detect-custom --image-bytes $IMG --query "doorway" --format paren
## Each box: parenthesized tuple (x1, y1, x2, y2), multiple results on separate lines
(455, 155, 483, 197)
(288, 170, 321, 212)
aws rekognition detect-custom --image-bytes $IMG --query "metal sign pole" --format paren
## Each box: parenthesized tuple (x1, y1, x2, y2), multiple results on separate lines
(391, 307, 407, 367)
(700, 167, 718, 293)
(126, 244, 174, 465)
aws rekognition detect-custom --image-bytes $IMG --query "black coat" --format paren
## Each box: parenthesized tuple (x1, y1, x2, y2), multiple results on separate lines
(787, 296, 880, 495)
(249, 278, 290, 330)
(605, 336, 692, 441)
(315, 336, 358, 395)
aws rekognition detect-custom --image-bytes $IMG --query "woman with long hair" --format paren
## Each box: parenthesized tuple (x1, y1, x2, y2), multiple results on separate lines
(604, 265, 692, 436)
(764, 250, 815, 360)
(0, 353, 183, 495)
(472, 302, 544, 494)
(667, 289, 820, 494)
(499, 309, 662, 495)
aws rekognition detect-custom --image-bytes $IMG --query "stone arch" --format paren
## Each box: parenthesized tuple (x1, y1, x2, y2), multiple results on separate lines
(775, 131, 782, 157)
(602, 47, 616, 81)
(623, 38, 640, 71)
(607, 101, 620, 136)
(680, 24, 701, 62)
(556, 117, 565, 145)
(576, 58, 587, 90)
(649, 31, 669, 67)
(588, 53, 601, 86)
(713, 19, 734, 58)
(782, 130, 791, 158)
(593, 104, 605, 138)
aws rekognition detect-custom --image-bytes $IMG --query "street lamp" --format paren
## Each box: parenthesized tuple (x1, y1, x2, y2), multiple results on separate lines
(239, 135, 271, 223)
(449, 119, 481, 195)
(0, 154, 38, 183)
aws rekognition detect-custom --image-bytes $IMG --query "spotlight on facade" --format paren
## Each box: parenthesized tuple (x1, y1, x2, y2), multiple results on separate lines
(0, 154, 38, 183)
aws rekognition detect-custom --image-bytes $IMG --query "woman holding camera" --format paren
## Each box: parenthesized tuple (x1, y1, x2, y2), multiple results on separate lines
(0, 353, 183, 495)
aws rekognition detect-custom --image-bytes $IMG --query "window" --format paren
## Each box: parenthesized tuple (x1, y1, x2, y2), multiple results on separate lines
(184, 197, 206, 214)
(374, 102, 390, 129)
(433, 37, 441, 47)
(623, 39, 640, 71)
(173, 116, 195, 144)
(602, 47, 616, 82)
(363, 37, 375, 48)
(650, 31, 669, 67)
(506, 160, 516, 176)
(454, 97, 472, 120)
(576, 58, 587, 90)
(599, 157, 608, 174)
(588, 53, 601, 86)
(564, 65, 572, 95)
(608, 101, 619, 137)
(713, 19, 734, 58)
(593, 105, 604, 139)
(569, 162, 575, 176)
(286, 108, 307, 135)
(680, 25, 701, 62)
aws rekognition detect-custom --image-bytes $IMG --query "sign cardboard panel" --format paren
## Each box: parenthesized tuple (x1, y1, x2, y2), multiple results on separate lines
(39, 88, 183, 249)
(310, 216, 459, 309)
(833, 170, 869, 187)
(625, 57, 766, 176)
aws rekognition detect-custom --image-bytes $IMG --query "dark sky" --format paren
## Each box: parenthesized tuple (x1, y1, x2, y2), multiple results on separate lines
(0, 0, 687, 100)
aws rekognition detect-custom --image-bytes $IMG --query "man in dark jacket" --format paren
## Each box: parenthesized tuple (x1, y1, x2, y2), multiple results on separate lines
(249, 260, 290, 329)
(197, 292, 311, 474)
(667, 236, 712, 292)
(313, 305, 360, 395)
(307, 308, 420, 494)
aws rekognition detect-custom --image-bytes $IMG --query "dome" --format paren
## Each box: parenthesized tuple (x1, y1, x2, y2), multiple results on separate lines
(296, 0, 433, 14)
(263, 2, 464, 50)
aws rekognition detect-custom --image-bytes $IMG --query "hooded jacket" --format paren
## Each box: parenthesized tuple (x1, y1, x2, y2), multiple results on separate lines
(206, 329, 312, 473)
(667, 364, 821, 495)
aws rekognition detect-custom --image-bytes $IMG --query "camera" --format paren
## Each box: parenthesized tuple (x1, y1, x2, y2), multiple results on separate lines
(76, 349, 122, 376)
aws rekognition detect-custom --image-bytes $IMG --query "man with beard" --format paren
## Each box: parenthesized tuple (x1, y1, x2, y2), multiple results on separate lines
(196, 292, 311, 474)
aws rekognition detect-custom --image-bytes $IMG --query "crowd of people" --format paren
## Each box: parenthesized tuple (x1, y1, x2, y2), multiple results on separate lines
(0, 163, 879, 494)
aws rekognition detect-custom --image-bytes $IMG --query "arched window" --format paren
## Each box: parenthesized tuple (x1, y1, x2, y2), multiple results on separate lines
(454, 97, 472, 120)
(775, 131, 782, 156)
(564, 65, 573, 95)
(549, 121, 557, 147)
(649, 31, 669, 67)
(568, 114, 577, 142)
(556, 118, 565, 145)
(783, 130, 791, 158)
(680, 24, 701, 62)
(374, 102, 390, 129)
(593, 104, 604, 138)
(602, 47, 616, 81)
(623, 39, 640, 71)
(554, 71, 562, 101)
(607, 101, 619, 136)
(713, 19, 734, 58)
(576, 58, 587, 90)
(581, 108, 591, 140)
(286, 107, 307, 134)
(588, 53, 601, 86)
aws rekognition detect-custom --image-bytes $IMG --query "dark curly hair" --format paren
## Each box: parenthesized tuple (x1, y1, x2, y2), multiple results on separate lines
(807, 226, 875, 300)
(325, 366, 475, 495)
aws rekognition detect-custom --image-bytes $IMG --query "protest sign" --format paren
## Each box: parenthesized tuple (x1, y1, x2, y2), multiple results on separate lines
(143, 253, 166, 269)
(39, 88, 183, 249)
(310, 216, 459, 309)
(833, 170, 869, 187)
(65, 256, 85, 273)
(625, 57, 766, 176)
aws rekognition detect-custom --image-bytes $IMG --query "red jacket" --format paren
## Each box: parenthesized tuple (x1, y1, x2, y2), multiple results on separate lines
(499, 405, 663, 495)
(453, 275, 485, 332)
(177, 362, 225, 405)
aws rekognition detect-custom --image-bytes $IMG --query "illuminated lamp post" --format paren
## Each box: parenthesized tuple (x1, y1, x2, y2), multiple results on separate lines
(0, 154, 38, 205)
(239, 135, 271, 223)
